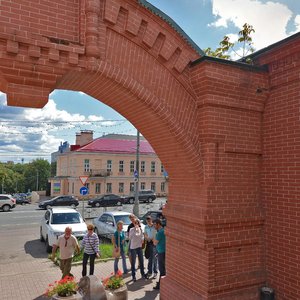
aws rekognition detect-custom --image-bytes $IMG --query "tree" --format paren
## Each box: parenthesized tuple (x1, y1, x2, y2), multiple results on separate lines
(204, 23, 255, 62)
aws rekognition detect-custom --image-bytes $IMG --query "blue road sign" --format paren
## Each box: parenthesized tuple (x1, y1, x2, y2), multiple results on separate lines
(134, 170, 138, 178)
(80, 186, 88, 195)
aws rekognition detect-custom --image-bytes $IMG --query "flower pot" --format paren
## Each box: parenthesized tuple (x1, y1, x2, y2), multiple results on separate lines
(52, 292, 83, 300)
(106, 285, 128, 300)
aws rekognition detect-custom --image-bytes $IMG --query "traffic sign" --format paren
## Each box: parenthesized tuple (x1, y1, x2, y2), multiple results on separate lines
(80, 186, 88, 195)
(134, 170, 138, 178)
(79, 176, 89, 185)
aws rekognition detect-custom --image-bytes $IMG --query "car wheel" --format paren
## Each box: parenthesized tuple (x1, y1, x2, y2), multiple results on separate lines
(45, 236, 52, 253)
(94, 228, 100, 237)
(70, 204, 76, 208)
(129, 198, 134, 204)
(117, 201, 122, 206)
(95, 202, 100, 207)
(46, 205, 51, 210)
(40, 228, 44, 242)
(2, 204, 10, 212)
(21, 202, 25, 206)
(148, 197, 153, 203)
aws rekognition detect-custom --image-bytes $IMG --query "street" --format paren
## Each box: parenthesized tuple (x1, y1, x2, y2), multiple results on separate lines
(0, 200, 165, 299)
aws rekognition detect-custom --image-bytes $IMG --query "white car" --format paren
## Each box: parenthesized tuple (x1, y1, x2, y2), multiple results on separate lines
(0, 194, 16, 211)
(93, 211, 145, 240)
(40, 207, 87, 253)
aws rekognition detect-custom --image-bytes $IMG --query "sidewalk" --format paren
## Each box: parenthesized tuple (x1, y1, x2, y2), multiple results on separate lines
(0, 257, 160, 300)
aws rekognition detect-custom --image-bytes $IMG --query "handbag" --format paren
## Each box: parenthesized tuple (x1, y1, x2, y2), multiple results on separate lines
(112, 232, 121, 258)
(144, 241, 151, 259)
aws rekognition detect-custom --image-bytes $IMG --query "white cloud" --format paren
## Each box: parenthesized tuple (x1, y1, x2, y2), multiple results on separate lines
(210, 0, 293, 50)
(291, 15, 300, 34)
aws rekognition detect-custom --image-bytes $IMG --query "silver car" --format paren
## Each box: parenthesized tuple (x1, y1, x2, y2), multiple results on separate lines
(92, 211, 144, 239)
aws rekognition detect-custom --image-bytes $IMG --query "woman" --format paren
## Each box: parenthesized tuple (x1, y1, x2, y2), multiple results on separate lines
(129, 219, 146, 281)
(81, 224, 100, 277)
(112, 220, 128, 275)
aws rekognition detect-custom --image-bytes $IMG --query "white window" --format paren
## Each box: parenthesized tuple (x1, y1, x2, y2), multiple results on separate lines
(72, 182, 74, 194)
(84, 159, 90, 172)
(130, 182, 135, 192)
(130, 161, 135, 173)
(106, 183, 112, 193)
(151, 182, 156, 192)
(119, 182, 124, 193)
(141, 161, 145, 173)
(107, 160, 112, 172)
(95, 183, 101, 194)
(119, 161, 124, 173)
(151, 161, 156, 173)
(161, 182, 165, 192)
(141, 182, 145, 190)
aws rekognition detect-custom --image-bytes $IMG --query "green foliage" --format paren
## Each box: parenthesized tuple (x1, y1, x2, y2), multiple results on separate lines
(45, 276, 78, 297)
(102, 270, 125, 290)
(204, 23, 255, 61)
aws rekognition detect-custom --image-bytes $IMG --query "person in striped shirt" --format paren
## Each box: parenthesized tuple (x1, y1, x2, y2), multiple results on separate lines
(81, 224, 100, 277)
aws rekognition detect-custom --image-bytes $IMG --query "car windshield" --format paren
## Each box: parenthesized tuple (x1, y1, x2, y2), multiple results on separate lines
(114, 215, 131, 225)
(51, 213, 81, 224)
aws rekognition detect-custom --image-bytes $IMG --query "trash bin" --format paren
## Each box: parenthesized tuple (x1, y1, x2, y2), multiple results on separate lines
(260, 287, 274, 300)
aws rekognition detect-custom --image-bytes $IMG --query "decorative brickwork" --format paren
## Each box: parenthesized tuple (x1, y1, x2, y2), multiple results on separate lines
(0, 1, 299, 299)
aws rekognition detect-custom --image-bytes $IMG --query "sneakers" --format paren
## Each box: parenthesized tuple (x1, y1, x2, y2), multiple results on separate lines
(133, 277, 136, 282)
(153, 273, 158, 279)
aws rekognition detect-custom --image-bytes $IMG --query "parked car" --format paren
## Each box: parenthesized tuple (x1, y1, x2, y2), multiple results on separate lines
(124, 190, 156, 204)
(88, 194, 124, 207)
(93, 211, 145, 239)
(0, 194, 16, 212)
(14, 194, 31, 205)
(140, 210, 166, 227)
(38, 195, 79, 210)
(40, 207, 87, 253)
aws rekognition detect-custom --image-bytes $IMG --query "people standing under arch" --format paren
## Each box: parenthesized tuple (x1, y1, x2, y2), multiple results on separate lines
(81, 224, 100, 277)
(144, 216, 158, 279)
(112, 220, 128, 275)
(153, 219, 166, 290)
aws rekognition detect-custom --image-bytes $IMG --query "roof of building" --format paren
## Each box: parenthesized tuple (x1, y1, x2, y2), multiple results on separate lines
(75, 138, 155, 155)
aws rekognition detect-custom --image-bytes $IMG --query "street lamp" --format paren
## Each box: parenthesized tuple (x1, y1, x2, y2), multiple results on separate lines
(133, 130, 140, 217)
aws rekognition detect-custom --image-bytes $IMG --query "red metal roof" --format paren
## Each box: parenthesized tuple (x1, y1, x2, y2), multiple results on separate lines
(75, 138, 155, 154)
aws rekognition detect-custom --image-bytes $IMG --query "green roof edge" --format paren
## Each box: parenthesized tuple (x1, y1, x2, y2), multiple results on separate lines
(138, 0, 205, 56)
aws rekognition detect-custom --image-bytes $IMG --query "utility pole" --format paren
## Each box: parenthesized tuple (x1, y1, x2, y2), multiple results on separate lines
(1, 177, 4, 194)
(36, 170, 39, 191)
(133, 130, 140, 217)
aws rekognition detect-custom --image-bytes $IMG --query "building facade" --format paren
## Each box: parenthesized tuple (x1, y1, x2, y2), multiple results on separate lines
(50, 132, 168, 198)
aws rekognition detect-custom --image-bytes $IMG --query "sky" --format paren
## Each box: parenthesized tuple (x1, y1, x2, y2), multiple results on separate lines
(0, 0, 300, 163)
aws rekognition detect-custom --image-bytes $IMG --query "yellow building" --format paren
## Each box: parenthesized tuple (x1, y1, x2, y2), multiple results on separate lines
(50, 131, 168, 198)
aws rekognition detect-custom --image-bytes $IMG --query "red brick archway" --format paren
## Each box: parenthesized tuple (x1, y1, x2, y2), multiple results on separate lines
(0, 1, 299, 299)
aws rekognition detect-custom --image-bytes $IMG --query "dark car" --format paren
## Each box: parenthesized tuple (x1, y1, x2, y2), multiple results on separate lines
(15, 196, 31, 205)
(88, 194, 124, 207)
(124, 190, 156, 204)
(38, 195, 79, 209)
(140, 210, 166, 227)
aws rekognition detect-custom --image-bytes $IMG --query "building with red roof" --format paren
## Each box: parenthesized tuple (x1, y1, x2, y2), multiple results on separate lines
(50, 131, 168, 198)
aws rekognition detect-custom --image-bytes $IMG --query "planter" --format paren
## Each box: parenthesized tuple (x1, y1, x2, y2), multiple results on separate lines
(52, 292, 83, 300)
(106, 285, 128, 300)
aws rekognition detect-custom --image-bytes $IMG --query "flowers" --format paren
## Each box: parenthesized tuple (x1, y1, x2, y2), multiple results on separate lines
(102, 270, 125, 290)
(45, 276, 78, 297)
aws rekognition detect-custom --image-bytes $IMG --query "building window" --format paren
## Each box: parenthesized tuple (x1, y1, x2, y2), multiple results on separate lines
(151, 161, 156, 173)
(151, 182, 156, 192)
(106, 183, 112, 193)
(107, 160, 112, 172)
(95, 183, 101, 194)
(84, 159, 90, 172)
(141, 161, 145, 173)
(119, 160, 124, 173)
(130, 182, 135, 192)
(119, 182, 124, 193)
(130, 161, 135, 173)
(161, 182, 165, 192)
(72, 182, 74, 194)
(161, 164, 164, 173)
(141, 182, 145, 190)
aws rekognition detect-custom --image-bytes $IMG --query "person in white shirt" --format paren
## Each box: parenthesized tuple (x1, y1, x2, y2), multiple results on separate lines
(128, 219, 147, 282)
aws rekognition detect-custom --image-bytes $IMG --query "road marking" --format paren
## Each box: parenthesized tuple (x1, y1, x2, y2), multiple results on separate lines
(0, 223, 39, 227)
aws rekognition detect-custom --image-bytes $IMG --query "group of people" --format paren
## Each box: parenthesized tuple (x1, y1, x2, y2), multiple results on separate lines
(51, 213, 166, 291)
(112, 213, 166, 290)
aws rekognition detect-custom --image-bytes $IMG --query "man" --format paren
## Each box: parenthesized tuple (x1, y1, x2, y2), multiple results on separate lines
(144, 216, 158, 279)
(153, 219, 166, 290)
(127, 214, 136, 267)
(51, 226, 80, 278)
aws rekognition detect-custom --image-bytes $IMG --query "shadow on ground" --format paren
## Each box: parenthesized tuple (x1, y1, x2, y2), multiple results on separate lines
(24, 239, 49, 258)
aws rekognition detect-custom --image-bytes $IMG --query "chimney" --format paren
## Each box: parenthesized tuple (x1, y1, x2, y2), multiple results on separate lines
(75, 130, 93, 146)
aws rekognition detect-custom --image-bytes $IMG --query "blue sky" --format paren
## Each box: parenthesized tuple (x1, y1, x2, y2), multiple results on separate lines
(0, 0, 300, 163)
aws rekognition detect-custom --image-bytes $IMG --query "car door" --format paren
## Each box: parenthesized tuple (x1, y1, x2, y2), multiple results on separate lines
(104, 214, 115, 237)
(56, 197, 67, 206)
(95, 213, 107, 235)
(41, 210, 50, 239)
